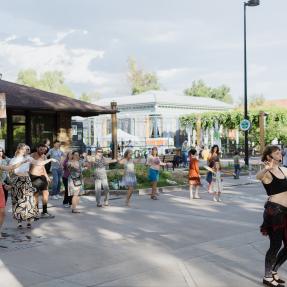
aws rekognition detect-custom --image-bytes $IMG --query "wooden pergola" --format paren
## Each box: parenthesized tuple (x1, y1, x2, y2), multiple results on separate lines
(0, 80, 117, 156)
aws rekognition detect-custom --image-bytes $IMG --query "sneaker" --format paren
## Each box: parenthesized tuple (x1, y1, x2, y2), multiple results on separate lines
(104, 202, 110, 206)
(26, 223, 32, 229)
(41, 212, 55, 219)
(17, 222, 23, 229)
(213, 197, 218, 202)
(57, 195, 63, 199)
(97, 204, 103, 207)
(63, 204, 70, 208)
(218, 198, 222, 202)
(51, 195, 58, 200)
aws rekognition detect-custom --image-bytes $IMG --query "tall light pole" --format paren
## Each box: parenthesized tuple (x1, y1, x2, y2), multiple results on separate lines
(244, 0, 260, 166)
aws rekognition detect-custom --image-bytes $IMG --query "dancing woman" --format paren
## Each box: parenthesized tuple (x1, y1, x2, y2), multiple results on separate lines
(206, 145, 220, 193)
(188, 148, 201, 200)
(67, 151, 87, 213)
(256, 145, 287, 287)
(93, 148, 117, 207)
(10, 143, 56, 228)
(118, 149, 140, 207)
(0, 158, 29, 237)
(147, 147, 165, 200)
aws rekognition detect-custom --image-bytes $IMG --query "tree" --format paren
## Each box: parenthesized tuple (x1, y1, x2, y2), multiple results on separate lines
(79, 92, 101, 103)
(184, 80, 233, 103)
(249, 94, 265, 108)
(127, 58, 160, 95)
(17, 69, 75, 98)
(235, 94, 265, 109)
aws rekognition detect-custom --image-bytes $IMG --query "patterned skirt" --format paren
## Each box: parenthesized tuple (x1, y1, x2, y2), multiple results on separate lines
(11, 175, 38, 221)
(68, 176, 84, 196)
(122, 172, 137, 187)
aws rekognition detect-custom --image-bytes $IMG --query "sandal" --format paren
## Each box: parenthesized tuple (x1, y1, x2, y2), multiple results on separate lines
(263, 277, 284, 287)
(272, 272, 285, 284)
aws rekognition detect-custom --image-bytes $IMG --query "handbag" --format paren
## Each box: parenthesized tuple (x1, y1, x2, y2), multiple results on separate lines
(70, 172, 82, 187)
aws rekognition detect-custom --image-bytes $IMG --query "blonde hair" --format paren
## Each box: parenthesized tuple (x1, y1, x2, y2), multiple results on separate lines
(15, 143, 27, 156)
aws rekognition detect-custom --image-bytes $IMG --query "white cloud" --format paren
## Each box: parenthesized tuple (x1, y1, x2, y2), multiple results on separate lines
(0, 38, 106, 86)
(28, 37, 45, 46)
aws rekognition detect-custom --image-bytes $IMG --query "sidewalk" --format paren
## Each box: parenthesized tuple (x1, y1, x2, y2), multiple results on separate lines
(0, 178, 272, 287)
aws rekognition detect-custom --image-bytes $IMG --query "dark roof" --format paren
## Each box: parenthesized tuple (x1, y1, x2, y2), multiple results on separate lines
(0, 80, 116, 117)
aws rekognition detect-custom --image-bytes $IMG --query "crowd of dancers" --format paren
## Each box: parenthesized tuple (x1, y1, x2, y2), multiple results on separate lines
(0, 141, 235, 237)
(0, 141, 173, 235)
(2, 138, 287, 286)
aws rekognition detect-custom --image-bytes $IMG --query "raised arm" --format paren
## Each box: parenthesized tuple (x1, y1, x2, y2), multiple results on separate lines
(256, 160, 274, 181)
(29, 157, 57, 166)
(117, 158, 126, 165)
(0, 159, 29, 171)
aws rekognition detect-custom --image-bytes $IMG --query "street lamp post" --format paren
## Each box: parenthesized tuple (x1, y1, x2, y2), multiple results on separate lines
(243, 0, 260, 166)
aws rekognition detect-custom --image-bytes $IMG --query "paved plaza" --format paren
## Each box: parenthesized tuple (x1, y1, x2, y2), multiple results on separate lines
(0, 176, 278, 287)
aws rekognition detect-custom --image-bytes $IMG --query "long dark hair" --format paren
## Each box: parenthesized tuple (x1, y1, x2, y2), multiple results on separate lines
(210, 145, 219, 155)
(189, 148, 197, 156)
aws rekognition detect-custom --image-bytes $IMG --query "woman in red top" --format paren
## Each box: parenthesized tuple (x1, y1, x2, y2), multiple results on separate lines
(188, 148, 201, 199)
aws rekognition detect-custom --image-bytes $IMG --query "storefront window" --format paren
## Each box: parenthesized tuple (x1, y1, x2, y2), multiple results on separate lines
(31, 114, 55, 147)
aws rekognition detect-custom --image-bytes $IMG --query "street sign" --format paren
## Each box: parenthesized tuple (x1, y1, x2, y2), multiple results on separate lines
(240, 119, 251, 131)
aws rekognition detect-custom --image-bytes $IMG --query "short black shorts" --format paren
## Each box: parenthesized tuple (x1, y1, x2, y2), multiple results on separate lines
(30, 174, 48, 193)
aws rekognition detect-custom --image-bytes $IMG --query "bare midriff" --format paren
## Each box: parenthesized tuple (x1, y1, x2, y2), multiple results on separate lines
(269, 191, 287, 207)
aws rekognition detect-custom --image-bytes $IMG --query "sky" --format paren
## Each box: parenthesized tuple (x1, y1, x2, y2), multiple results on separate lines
(0, 0, 286, 102)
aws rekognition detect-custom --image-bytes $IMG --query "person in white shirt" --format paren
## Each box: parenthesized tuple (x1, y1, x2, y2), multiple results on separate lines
(10, 143, 56, 229)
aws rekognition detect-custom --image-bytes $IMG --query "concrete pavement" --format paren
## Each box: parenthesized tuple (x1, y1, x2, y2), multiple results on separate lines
(0, 176, 277, 287)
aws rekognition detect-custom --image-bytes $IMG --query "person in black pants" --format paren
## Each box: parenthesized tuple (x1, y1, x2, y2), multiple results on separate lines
(257, 145, 287, 287)
(62, 152, 72, 207)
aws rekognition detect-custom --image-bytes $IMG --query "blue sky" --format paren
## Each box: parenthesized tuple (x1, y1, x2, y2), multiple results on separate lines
(0, 0, 286, 102)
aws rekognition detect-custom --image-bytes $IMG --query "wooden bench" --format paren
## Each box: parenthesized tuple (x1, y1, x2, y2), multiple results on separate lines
(159, 154, 176, 170)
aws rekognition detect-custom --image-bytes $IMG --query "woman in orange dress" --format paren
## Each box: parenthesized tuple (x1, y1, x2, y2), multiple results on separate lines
(188, 148, 201, 199)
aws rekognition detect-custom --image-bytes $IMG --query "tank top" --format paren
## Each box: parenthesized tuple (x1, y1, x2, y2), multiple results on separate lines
(124, 160, 135, 174)
(263, 167, 287, 196)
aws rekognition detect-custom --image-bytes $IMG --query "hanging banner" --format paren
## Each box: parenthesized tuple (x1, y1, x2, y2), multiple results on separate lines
(0, 93, 6, 119)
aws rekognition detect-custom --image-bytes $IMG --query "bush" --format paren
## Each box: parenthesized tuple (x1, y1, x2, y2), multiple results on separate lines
(82, 163, 188, 190)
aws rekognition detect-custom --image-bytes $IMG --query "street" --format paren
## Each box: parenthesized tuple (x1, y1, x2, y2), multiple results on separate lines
(0, 176, 276, 287)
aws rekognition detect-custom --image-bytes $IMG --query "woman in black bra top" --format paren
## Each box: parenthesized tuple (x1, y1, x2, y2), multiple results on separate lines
(257, 145, 287, 287)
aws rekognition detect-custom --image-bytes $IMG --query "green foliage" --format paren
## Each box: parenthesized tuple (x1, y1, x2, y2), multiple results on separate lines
(79, 92, 101, 103)
(184, 80, 233, 103)
(180, 108, 287, 146)
(17, 69, 75, 98)
(128, 57, 160, 95)
(82, 164, 187, 190)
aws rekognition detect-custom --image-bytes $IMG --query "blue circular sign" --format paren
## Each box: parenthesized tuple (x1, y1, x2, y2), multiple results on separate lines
(240, 119, 251, 131)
